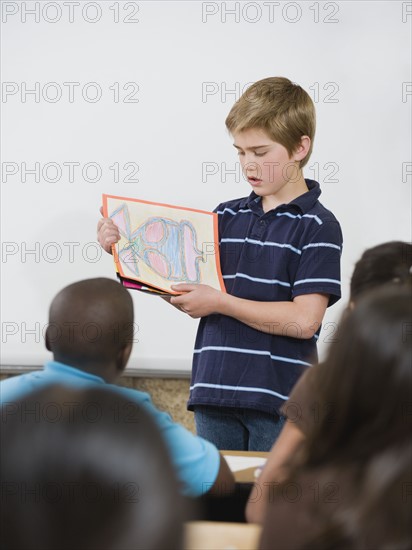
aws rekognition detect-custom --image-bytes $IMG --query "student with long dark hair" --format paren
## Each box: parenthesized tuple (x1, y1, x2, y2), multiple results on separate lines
(258, 285, 412, 549)
(247, 241, 412, 524)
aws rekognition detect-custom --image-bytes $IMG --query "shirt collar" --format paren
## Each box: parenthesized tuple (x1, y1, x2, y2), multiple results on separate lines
(44, 360, 106, 384)
(241, 179, 321, 215)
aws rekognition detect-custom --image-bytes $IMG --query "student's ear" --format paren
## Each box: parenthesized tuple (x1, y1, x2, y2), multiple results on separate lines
(116, 343, 133, 374)
(293, 136, 311, 162)
(45, 327, 52, 352)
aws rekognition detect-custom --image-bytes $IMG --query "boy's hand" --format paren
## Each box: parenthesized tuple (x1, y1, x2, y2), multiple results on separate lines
(170, 284, 223, 318)
(97, 206, 120, 254)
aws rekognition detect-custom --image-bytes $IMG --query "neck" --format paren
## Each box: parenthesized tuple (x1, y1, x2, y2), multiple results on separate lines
(262, 174, 308, 212)
(53, 355, 121, 384)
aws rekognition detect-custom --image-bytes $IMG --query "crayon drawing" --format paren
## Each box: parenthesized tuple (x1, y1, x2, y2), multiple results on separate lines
(111, 204, 203, 283)
(103, 194, 225, 295)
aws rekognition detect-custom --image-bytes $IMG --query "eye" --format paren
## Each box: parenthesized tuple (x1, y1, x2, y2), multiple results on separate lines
(254, 151, 266, 157)
(237, 151, 245, 156)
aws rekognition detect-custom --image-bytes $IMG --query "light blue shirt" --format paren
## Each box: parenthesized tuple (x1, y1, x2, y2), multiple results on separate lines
(0, 361, 221, 497)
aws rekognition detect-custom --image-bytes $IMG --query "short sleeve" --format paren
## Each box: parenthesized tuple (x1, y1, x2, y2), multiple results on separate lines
(143, 402, 221, 497)
(292, 221, 343, 306)
(116, 386, 221, 497)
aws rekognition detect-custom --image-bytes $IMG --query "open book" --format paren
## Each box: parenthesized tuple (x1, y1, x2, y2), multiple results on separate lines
(102, 194, 226, 295)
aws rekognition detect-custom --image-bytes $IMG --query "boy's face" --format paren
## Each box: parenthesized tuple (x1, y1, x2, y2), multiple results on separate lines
(233, 128, 305, 209)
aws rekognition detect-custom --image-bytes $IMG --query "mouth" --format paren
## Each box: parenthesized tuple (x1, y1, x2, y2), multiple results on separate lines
(248, 176, 263, 186)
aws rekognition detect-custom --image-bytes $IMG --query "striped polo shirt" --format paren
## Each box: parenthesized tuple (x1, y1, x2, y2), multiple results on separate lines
(188, 179, 343, 416)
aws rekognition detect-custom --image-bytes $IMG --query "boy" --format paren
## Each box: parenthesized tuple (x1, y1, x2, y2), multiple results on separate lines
(0, 278, 234, 497)
(98, 77, 343, 451)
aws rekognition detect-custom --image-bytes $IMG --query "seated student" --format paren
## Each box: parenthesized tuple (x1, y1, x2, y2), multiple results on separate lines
(0, 278, 234, 498)
(259, 285, 412, 549)
(246, 241, 412, 523)
(1, 385, 185, 550)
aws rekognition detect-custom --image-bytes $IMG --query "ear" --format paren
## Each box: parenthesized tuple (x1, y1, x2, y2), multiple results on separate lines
(45, 326, 52, 352)
(115, 342, 133, 374)
(293, 136, 311, 162)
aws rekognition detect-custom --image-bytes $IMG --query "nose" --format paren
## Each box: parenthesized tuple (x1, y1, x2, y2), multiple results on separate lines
(243, 159, 260, 175)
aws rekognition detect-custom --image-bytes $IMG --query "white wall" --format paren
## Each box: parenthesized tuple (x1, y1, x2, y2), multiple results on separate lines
(1, 0, 411, 370)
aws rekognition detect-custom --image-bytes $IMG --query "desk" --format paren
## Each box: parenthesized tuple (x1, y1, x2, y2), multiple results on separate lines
(184, 521, 262, 550)
(196, 451, 269, 523)
(221, 450, 269, 483)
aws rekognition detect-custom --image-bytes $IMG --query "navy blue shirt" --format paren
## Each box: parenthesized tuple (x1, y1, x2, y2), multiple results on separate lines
(188, 179, 343, 415)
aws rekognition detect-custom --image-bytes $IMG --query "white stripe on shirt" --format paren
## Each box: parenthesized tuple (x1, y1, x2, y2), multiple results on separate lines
(190, 382, 289, 401)
(194, 345, 311, 366)
(276, 212, 323, 225)
(223, 273, 291, 287)
(217, 208, 252, 215)
(294, 277, 341, 286)
(302, 242, 341, 251)
(220, 238, 302, 255)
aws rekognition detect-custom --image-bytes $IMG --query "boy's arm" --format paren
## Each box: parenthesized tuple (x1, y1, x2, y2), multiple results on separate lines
(170, 285, 329, 339)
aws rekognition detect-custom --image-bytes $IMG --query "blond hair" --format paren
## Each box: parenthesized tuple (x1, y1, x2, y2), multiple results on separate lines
(225, 77, 316, 168)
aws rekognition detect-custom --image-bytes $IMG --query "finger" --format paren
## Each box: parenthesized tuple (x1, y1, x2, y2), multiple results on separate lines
(99, 222, 120, 238)
(99, 206, 104, 216)
(104, 226, 120, 238)
(98, 230, 119, 246)
(101, 219, 117, 229)
(105, 235, 119, 246)
(97, 217, 109, 231)
(171, 284, 197, 292)
(97, 219, 111, 234)
(168, 301, 186, 312)
(170, 296, 187, 313)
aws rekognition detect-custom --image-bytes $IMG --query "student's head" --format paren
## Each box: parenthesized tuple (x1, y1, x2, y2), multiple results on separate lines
(305, 285, 412, 466)
(0, 385, 185, 550)
(349, 241, 412, 305)
(225, 77, 315, 169)
(46, 278, 134, 382)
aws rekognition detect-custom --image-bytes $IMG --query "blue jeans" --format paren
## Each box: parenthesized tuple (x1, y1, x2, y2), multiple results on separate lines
(194, 405, 286, 451)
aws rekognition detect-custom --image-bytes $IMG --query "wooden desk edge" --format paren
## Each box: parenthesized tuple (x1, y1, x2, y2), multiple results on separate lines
(184, 521, 262, 550)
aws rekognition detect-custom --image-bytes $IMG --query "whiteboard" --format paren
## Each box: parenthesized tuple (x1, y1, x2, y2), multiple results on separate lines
(1, 1, 411, 371)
